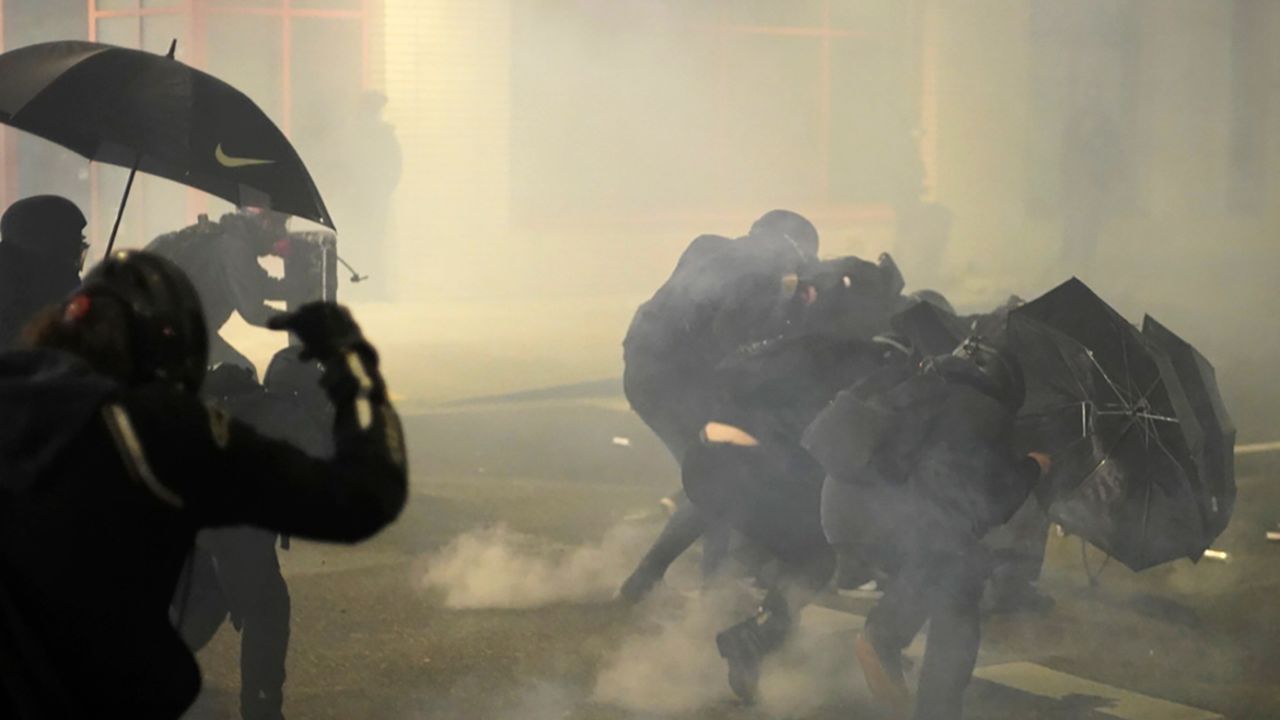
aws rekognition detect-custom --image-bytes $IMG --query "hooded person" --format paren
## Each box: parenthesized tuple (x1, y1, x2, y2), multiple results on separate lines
(681, 257, 922, 703)
(0, 195, 88, 349)
(805, 337, 1050, 720)
(617, 210, 819, 602)
(147, 207, 292, 375)
(889, 291, 1055, 613)
(0, 251, 407, 719)
(173, 347, 334, 720)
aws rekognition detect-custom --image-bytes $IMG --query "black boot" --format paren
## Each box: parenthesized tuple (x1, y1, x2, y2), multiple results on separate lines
(714, 593, 791, 703)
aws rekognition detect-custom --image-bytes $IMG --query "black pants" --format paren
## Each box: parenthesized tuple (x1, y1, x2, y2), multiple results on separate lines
(984, 492, 1050, 589)
(865, 542, 989, 720)
(175, 527, 290, 720)
(623, 358, 731, 579)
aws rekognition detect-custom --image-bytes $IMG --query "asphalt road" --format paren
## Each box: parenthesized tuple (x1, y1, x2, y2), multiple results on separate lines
(181, 399, 1280, 720)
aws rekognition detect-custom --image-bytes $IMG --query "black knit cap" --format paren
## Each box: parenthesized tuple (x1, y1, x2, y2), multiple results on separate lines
(0, 195, 87, 252)
(748, 209, 819, 260)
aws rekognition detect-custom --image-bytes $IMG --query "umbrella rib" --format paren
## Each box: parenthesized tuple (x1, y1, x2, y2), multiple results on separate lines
(1147, 421, 1189, 488)
(1120, 326, 1137, 402)
(1094, 410, 1179, 423)
(1071, 417, 1137, 495)
(1041, 326, 1093, 401)
(1085, 349, 1132, 410)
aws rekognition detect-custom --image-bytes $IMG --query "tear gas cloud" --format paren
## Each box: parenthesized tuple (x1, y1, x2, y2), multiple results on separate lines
(595, 586, 870, 717)
(422, 522, 650, 609)
(2, 3, 1279, 718)
(3, 3, 1276, 423)
(422, 523, 876, 715)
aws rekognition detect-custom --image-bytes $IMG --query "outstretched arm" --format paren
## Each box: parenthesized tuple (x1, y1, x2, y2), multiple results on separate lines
(116, 304, 408, 542)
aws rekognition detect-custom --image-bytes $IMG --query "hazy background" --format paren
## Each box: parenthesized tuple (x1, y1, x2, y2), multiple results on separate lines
(2, 0, 1278, 436)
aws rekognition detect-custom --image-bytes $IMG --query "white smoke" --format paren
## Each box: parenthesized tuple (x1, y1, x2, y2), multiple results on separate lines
(422, 523, 874, 716)
(592, 586, 743, 714)
(421, 522, 651, 609)
(593, 585, 869, 716)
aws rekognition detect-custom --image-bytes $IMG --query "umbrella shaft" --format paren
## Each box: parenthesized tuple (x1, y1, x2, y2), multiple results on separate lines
(104, 157, 141, 257)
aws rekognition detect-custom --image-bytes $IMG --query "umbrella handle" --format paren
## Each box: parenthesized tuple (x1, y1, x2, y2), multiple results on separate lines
(336, 254, 369, 283)
(103, 157, 140, 258)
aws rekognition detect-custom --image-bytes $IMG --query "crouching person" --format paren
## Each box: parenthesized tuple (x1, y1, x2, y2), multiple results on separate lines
(807, 338, 1049, 720)
(0, 251, 407, 719)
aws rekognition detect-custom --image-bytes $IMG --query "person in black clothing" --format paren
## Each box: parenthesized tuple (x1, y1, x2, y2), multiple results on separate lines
(617, 209, 820, 602)
(174, 350, 333, 720)
(807, 338, 1049, 720)
(0, 250, 407, 719)
(0, 195, 88, 349)
(147, 207, 292, 374)
(681, 257, 913, 702)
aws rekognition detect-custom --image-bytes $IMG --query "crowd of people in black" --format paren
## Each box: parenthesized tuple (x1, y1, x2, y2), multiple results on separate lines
(619, 210, 1055, 720)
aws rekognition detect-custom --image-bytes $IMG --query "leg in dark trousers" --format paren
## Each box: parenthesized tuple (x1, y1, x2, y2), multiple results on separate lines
(620, 500, 708, 601)
(201, 527, 292, 720)
(912, 552, 986, 720)
(619, 364, 726, 602)
(174, 543, 231, 651)
(863, 544, 987, 720)
(983, 494, 1053, 614)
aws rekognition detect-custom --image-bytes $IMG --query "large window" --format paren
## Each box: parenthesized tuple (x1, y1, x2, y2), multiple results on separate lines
(509, 1, 918, 230)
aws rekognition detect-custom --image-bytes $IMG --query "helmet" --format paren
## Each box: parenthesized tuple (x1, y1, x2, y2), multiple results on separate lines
(748, 209, 819, 261)
(78, 251, 208, 391)
(950, 336, 1025, 410)
(909, 289, 955, 316)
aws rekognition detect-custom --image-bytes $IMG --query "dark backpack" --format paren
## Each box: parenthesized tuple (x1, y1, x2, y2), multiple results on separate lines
(803, 363, 946, 485)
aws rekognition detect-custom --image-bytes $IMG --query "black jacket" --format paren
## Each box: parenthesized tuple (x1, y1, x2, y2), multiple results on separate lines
(0, 349, 406, 718)
(808, 356, 1039, 545)
(624, 234, 807, 375)
(0, 243, 80, 349)
(147, 214, 285, 331)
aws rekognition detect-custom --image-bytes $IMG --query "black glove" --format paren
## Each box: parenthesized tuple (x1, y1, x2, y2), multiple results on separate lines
(267, 302, 366, 362)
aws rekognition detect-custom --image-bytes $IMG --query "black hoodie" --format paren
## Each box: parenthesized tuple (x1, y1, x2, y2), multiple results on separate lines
(0, 350, 117, 494)
(0, 348, 406, 718)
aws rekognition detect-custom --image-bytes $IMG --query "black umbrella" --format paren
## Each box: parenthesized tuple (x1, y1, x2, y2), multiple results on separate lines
(1008, 278, 1210, 571)
(0, 40, 333, 254)
(1142, 315, 1236, 540)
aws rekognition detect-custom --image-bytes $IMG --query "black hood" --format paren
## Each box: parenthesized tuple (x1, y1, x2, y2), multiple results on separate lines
(0, 349, 118, 493)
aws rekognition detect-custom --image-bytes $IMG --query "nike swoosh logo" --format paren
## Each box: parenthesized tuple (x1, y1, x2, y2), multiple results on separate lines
(215, 144, 276, 168)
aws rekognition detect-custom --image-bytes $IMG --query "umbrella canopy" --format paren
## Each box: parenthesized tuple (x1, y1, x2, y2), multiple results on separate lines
(0, 41, 332, 230)
(1142, 315, 1236, 540)
(1008, 278, 1210, 571)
